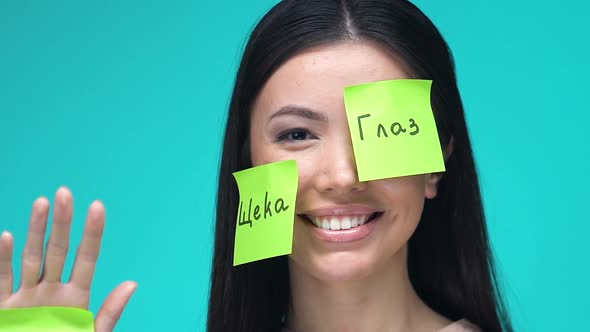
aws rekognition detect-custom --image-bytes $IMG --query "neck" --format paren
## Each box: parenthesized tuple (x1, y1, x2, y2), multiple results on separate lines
(285, 245, 433, 332)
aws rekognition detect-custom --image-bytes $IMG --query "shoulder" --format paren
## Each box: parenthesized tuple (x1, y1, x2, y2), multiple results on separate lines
(280, 319, 481, 332)
(438, 319, 482, 332)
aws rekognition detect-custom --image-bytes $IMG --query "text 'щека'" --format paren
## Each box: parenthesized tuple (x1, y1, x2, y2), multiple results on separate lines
(238, 191, 290, 227)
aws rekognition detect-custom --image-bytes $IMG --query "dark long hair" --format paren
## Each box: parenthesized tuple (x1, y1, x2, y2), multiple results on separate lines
(208, 1, 513, 331)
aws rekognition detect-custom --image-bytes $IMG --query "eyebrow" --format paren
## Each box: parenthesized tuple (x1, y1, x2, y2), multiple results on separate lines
(269, 105, 328, 122)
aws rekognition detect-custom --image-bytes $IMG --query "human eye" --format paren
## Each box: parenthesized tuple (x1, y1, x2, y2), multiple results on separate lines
(275, 128, 318, 143)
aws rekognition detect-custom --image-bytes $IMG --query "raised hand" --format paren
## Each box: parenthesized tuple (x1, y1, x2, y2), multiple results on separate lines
(0, 187, 137, 332)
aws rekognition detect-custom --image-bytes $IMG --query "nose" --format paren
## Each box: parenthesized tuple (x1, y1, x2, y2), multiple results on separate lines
(315, 135, 367, 194)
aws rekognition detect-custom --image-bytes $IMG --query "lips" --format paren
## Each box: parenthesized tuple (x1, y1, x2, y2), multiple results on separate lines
(297, 205, 384, 231)
(298, 208, 384, 243)
(302, 213, 382, 230)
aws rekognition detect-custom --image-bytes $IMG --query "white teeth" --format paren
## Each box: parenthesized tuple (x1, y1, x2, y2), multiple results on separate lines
(351, 216, 359, 227)
(308, 214, 374, 230)
(359, 215, 367, 225)
(341, 216, 351, 230)
(313, 217, 321, 227)
(329, 217, 341, 230)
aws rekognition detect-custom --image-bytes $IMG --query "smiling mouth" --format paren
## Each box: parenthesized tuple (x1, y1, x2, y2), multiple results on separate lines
(299, 212, 384, 231)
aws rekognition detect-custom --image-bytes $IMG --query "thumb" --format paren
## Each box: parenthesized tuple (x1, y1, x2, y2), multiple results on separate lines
(95, 281, 137, 332)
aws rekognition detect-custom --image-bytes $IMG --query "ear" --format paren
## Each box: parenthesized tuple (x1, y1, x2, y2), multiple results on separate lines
(425, 136, 455, 199)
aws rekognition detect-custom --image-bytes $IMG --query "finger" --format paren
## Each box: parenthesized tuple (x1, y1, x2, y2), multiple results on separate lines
(0, 231, 14, 301)
(95, 281, 137, 332)
(69, 200, 105, 290)
(21, 197, 50, 288)
(42, 186, 73, 283)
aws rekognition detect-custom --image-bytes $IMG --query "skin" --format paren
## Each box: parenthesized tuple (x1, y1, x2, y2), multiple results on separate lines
(250, 41, 453, 331)
(0, 187, 136, 332)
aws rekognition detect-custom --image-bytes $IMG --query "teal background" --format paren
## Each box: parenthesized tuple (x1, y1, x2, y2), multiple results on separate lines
(0, 1, 588, 331)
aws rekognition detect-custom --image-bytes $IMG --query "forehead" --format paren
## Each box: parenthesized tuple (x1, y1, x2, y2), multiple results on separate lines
(253, 41, 411, 114)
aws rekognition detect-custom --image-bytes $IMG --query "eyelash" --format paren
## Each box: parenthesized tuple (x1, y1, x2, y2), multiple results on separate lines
(275, 128, 318, 142)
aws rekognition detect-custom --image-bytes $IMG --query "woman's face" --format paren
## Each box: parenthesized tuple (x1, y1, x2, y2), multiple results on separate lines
(250, 41, 442, 281)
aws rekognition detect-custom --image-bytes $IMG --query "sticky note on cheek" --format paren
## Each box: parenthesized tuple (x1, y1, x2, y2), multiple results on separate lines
(232, 160, 298, 266)
(344, 79, 445, 182)
(0, 307, 94, 332)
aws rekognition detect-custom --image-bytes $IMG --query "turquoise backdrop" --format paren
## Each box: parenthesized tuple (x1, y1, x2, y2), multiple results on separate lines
(1, 1, 588, 331)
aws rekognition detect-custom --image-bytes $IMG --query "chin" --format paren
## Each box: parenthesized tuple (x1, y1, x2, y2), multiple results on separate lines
(290, 249, 379, 282)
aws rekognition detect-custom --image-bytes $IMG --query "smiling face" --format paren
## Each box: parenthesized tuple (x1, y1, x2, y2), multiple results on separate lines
(250, 41, 443, 281)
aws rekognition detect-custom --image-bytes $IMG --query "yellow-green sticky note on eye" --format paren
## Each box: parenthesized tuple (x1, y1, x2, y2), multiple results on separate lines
(344, 79, 445, 182)
(0, 306, 94, 332)
(232, 160, 299, 266)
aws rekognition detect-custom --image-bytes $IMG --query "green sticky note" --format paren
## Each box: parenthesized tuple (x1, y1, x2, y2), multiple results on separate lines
(0, 306, 94, 332)
(232, 160, 298, 266)
(344, 79, 445, 182)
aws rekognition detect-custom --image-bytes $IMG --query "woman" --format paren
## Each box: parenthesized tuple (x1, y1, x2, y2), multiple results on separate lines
(208, 0, 512, 331)
(0, 0, 513, 331)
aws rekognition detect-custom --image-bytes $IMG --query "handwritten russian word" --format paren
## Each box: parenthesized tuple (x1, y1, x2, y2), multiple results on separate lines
(356, 114, 420, 141)
(238, 191, 289, 227)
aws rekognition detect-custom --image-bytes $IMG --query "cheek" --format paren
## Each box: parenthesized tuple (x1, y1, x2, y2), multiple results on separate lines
(292, 154, 316, 187)
(249, 137, 271, 166)
(250, 141, 291, 167)
(378, 176, 428, 227)
(378, 175, 427, 198)
(251, 141, 318, 189)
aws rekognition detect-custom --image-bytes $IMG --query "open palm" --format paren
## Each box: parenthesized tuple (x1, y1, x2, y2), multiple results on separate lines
(0, 187, 137, 331)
